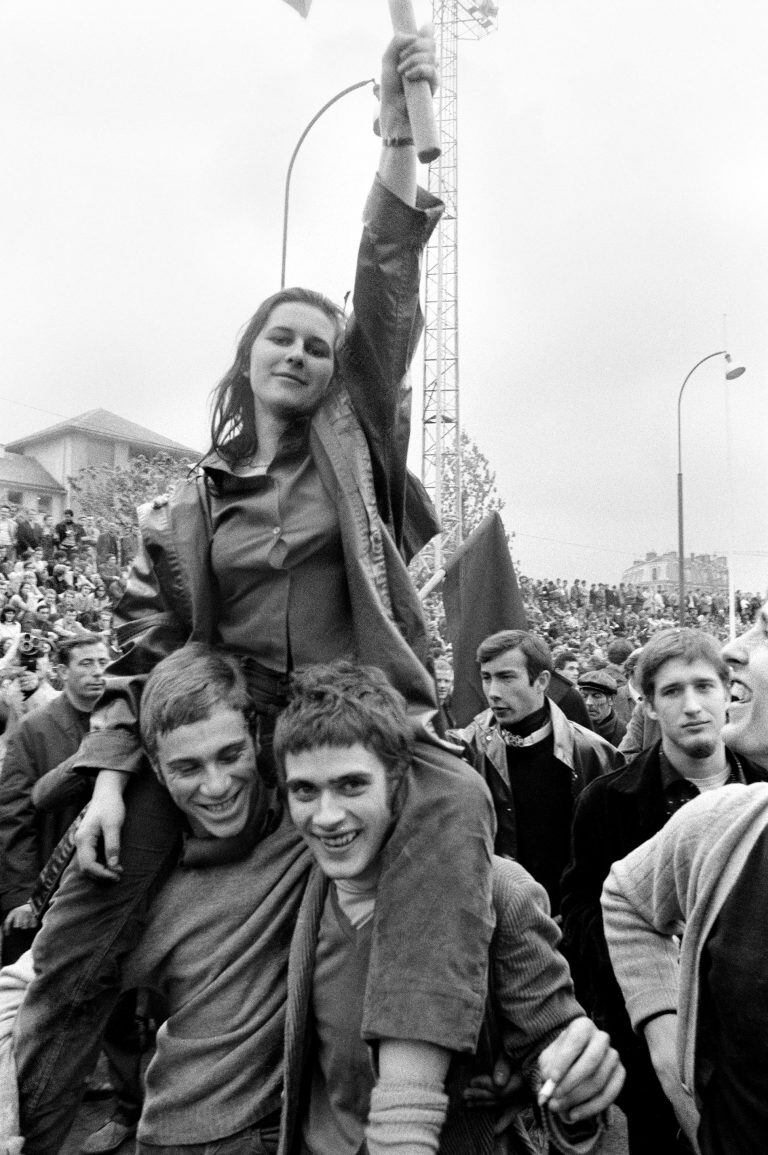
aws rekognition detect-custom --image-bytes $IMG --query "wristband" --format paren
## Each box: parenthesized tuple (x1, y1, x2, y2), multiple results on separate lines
(365, 1079, 448, 1154)
(382, 135, 415, 148)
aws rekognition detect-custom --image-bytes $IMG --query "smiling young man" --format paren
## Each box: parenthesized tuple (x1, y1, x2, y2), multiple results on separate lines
(560, 628, 768, 1155)
(721, 598, 768, 771)
(275, 661, 624, 1155)
(2, 643, 312, 1154)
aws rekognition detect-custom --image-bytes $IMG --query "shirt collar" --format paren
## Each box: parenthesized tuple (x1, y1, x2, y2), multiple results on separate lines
(659, 745, 746, 791)
(200, 420, 311, 482)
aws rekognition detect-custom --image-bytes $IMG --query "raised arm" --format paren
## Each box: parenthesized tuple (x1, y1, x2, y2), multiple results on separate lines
(342, 28, 442, 544)
(376, 27, 436, 206)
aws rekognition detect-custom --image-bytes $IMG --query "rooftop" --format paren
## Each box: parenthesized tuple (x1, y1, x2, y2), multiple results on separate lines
(0, 450, 64, 491)
(5, 409, 200, 457)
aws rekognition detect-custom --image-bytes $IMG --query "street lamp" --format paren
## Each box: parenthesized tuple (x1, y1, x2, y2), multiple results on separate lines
(676, 351, 745, 626)
(280, 78, 376, 289)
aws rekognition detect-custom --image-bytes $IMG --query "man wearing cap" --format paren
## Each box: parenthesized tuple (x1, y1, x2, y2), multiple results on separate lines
(561, 628, 768, 1154)
(578, 670, 626, 748)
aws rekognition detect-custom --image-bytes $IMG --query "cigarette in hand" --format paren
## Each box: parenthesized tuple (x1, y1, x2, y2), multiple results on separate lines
(537, 1078, 556, 1107)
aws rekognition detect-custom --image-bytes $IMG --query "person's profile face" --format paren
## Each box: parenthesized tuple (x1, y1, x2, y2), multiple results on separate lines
(721, 601, 768, 765)
(480, 647, 548, 726)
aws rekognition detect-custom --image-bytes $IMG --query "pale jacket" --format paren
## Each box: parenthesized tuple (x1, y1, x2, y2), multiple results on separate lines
(601, 782, 768, 1104)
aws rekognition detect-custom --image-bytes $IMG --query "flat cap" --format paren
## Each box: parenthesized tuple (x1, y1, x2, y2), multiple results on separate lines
(578, 670, 618, 695)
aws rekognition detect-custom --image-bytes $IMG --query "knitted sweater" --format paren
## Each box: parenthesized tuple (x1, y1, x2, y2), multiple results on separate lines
(601, 782, 768, 1102)
(280, 856, 597, 1155)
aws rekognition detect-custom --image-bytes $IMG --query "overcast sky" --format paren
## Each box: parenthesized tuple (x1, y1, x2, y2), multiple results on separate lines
(1, 0, 766, 589)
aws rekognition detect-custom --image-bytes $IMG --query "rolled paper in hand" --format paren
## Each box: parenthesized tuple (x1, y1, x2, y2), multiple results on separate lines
(387, 0, 441, 162)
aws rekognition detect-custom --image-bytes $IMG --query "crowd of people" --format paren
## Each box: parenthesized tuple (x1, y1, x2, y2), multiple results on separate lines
(0, 505, 134, 744)
(0, 23, 766, 1155)
(518, 575, 765, 654)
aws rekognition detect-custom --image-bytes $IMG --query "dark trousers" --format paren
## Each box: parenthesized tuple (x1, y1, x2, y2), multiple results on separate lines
(618, 1028, 694, 1155)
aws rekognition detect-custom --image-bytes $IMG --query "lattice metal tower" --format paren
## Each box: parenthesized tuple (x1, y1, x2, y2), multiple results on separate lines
(421, 0, 498, 567)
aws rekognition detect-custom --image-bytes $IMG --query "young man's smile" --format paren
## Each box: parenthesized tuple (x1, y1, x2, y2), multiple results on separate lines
(155, 706, 261, 840)
(285, 743, 393, 888)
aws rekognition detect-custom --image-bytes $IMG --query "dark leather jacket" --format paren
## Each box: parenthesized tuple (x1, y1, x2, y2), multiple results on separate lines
(75, 178, 444, 776)
(450, 700, 622, 862)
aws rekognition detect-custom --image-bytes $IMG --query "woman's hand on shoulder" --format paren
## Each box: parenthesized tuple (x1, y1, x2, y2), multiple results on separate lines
(75, 770, 128, 880)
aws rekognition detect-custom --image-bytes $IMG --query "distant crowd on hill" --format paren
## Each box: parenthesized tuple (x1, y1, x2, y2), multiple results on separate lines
(518, 575, 764, 662)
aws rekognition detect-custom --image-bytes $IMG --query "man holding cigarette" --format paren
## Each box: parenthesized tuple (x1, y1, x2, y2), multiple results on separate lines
(274, 662, 624, 1154)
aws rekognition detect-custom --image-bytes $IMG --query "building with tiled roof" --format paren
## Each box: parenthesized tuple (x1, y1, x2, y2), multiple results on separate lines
(0, 449, 64, 514)
(1, 409, 200, 519)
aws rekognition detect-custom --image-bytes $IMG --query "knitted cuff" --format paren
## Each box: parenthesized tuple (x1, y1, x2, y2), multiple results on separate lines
(541, 1104, 606, 1155)
(529, 1068, 605, 1155)
(365, 1079, 449, 1155)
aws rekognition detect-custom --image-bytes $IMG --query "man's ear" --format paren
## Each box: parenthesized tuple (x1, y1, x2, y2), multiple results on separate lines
(536, 669, 551, 694)
(643, 695, 658, 721)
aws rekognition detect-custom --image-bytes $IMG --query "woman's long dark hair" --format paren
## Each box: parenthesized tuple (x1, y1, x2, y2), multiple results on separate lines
(208, 287, 345, 465)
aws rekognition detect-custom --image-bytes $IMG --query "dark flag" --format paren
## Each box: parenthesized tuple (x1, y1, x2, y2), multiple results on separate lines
(282, 0, 312, 14)
(443, 511, 528, 727)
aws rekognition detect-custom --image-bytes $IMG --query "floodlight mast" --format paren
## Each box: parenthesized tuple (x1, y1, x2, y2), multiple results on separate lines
(421, 0, 498, 569)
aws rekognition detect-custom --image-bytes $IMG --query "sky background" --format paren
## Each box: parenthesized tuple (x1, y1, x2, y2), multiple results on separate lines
(1, 0, 766, 589)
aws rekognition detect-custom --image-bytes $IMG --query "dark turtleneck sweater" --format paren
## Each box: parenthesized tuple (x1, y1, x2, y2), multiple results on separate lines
(499, 704, 572, 915)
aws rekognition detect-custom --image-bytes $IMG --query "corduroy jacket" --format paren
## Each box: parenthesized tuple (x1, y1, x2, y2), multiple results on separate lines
(279, 855, 602, 1155)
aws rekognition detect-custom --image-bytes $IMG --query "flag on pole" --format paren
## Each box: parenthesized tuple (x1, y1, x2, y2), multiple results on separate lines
(282, 0, 312, 15)
(442, 512, 528, 727)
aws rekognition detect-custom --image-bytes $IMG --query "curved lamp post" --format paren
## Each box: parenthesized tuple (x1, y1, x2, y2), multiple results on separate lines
(677, 351, 745, 626)
(280, 78, 376, 289)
